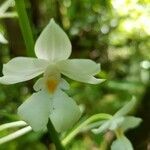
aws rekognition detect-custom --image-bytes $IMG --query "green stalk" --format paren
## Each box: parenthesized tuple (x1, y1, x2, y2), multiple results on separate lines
(0, 12, 18, 18)
(115, 128, 124, 139)
(0, 121, 27, 131)
(14, 0, 34, 56)
(0, 126, 32, 145)
(62, 113, 112, 146)
(15, 1, 64, 149)
(47, 119, 65, 150)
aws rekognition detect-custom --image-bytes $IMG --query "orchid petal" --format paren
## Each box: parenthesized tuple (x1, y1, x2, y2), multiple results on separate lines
(50, 90, 81, 132)
(114, 97, 136, 117)
(92, 117, 125, 134)
(0, 57, 48, 84)
(57, 59, 105, 84)
(109, 117, 125, 130)
(120, 116, 142, 132)
(58, 78, 70, 90)
(35, 19, 71, 62)
(0, 32, 8, 44)
(33, 77, 44, 91)
(111, 136, 133, 150)
(18, 90, 52, 131)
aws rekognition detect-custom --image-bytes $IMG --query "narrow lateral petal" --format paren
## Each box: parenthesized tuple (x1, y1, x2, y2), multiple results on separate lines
(0, 57, 48, 84)
(58, 78, 70, 90)
(50, 90, 81, 132)
(18, 90, 52, 131)
(33, 77, 45, 91)
(114, 97, 136, 117)
(57, 59, 105, 84)
(35, 19, 71, 62)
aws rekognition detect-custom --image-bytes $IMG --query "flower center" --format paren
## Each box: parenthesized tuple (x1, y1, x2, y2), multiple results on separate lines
(44, 64, 61, 93)
(46, 79, 59, 93)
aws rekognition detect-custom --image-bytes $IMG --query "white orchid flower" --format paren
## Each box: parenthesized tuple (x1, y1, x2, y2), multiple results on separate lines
(92, 98, 142, 134)
(0, 19, 104, 132)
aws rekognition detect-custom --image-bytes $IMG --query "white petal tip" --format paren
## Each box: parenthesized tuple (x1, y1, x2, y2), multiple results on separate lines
(50, 18, 55, 23)
(0, 77, 10, 84)
(91, 129, 99, 134)
(98, 79, 106, 83)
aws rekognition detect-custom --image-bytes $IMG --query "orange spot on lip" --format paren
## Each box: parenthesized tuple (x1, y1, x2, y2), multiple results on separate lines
(46, 79, 58, 93)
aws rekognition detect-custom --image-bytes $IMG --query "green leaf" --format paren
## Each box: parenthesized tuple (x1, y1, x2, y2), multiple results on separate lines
(111, 136, 133, 150)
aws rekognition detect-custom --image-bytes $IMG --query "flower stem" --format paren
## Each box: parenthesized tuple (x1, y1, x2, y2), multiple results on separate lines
(0, 0, 14, 14)
(62, 113, 112, 146)
(0, 121, 27, 132)
(0, 126, 32, 145)
(115, 128, 124, 139)
(0, 12, 18, 19)
(47, 119, 65, 150)
(14, 0, 35, 56)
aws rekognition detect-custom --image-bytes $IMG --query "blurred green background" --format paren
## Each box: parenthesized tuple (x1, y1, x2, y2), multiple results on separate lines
(0, 0, 150, 149)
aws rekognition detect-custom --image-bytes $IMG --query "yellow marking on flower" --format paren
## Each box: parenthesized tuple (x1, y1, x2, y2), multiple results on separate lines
(46, 79, 58, 93)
